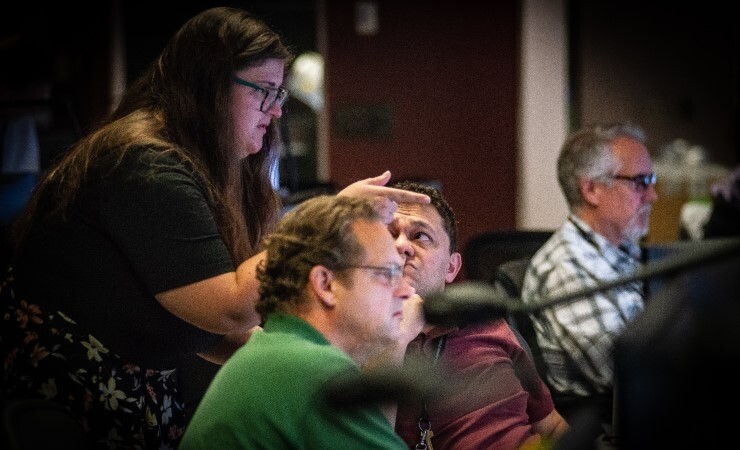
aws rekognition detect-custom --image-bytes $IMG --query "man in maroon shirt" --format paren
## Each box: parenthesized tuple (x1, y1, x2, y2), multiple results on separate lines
(389, 181, 568, 450)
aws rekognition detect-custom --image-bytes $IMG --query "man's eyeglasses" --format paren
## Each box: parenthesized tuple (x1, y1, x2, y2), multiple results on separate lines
(232, 76, 289, 112)
(611, 172, 657, 192)
(344, 264, 404, 288)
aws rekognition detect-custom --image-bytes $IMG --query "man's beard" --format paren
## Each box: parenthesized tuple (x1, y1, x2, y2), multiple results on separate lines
(623, 205, 652, 242)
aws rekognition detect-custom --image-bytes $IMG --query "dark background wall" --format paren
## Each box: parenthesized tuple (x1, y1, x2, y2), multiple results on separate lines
(571, 1, 738, 166)
(322, 0, 520, 252)
(123, 1, 318, 82)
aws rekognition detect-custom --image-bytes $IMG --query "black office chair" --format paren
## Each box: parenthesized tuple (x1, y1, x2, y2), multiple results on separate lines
(1, 399, 89, 450)
(492, 257, 549, 379)
(462, 230, 552, 379)
(463, 230, 552, 282)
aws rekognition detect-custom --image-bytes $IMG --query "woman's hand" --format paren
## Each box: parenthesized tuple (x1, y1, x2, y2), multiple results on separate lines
(338, 171, 430, 223)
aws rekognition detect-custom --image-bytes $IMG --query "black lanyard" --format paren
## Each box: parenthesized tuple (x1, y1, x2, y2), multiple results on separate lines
(416, 334, 447, 450)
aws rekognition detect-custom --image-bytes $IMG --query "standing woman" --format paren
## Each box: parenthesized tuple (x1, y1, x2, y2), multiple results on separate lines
(0, 7, 426, 449)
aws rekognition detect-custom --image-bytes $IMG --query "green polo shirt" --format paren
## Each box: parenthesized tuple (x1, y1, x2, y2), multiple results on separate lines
(180, 313, 407, 449)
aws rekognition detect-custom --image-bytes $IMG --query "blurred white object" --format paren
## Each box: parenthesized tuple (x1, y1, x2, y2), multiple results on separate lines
(656, 138, 731, 240)
(286, 52, 324, 112)
(680, 200, 712, 240)
(655, 138, 729, 198)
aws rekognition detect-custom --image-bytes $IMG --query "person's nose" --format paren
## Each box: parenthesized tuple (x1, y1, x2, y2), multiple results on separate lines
(394, 234, 414, 259)
(268, 102, 283, 119)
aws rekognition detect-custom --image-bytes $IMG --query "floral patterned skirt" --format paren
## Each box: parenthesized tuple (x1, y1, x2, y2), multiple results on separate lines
(1, 268, 187, 449)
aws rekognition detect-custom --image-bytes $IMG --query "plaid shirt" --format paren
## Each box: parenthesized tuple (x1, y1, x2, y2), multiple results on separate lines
(521, 214, 644, 396)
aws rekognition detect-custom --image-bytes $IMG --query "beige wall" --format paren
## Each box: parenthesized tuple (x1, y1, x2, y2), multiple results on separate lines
(518, 0, 569, 230)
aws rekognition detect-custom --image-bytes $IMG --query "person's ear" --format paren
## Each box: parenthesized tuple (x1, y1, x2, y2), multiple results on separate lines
(445, 252, 462, 284)
(580, 177, 602, 207)
(309, 265, 338, 307)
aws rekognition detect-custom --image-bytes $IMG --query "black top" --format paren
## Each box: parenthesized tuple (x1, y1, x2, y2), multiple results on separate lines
(13, 148, 234, 368)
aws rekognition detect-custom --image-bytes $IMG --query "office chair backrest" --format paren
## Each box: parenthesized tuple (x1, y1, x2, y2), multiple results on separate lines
(492, 257, 549, 380)
(462, 230, 552, 378)
(463, 230, 552, 282)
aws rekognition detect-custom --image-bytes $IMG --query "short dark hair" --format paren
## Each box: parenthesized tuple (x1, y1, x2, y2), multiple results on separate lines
(256, 195, 381, 318)
(390, 180, 458, 253)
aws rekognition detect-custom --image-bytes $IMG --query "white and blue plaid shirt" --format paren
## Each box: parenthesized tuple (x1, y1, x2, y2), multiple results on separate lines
(521, 214, 644, 396)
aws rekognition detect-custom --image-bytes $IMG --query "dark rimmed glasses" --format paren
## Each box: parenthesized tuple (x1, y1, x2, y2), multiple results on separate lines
(343, 264, 404, 288)
(232, 76, 289, 112)
(611, 172, 657, 192)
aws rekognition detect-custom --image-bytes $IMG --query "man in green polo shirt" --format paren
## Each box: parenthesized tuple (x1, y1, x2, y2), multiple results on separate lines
(180, 195, 423, 449)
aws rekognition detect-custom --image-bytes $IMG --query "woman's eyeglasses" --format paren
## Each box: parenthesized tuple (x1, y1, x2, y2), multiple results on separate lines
(232, 76, 289, 112)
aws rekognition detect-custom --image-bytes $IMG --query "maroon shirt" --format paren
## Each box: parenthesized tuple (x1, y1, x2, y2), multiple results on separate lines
(395, 319, 555, 450)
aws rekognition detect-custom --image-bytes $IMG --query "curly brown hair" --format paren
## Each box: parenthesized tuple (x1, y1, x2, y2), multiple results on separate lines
(256, 195, 381, 318)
